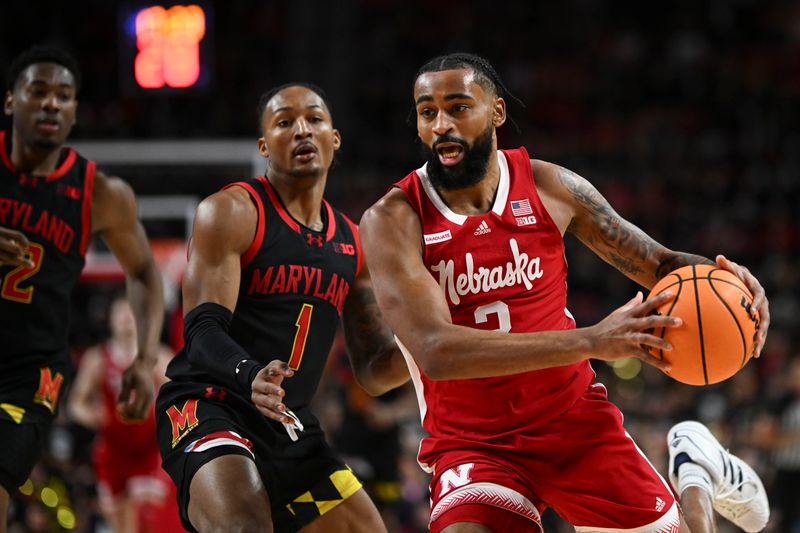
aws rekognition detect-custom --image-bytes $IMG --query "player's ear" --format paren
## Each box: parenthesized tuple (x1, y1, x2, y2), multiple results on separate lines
(4, 90, 12, 116)
(257, 137, 269, 157)
(332, 129, 341, 151)
(492, 97, 506, 128)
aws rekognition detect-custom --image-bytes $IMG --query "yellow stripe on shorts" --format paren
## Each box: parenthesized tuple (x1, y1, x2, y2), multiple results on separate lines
(286, 466, 363, 518)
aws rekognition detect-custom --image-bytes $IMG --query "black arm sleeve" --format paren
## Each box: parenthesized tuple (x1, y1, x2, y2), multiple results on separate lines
(183, 302, 265, 396)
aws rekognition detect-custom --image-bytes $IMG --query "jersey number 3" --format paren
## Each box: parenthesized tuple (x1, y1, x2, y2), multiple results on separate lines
(288, 303, 314, 370)
(1, 243, 44, 304)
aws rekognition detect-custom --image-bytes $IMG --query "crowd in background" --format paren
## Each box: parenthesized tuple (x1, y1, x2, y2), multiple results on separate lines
(2, 0, 798, 531)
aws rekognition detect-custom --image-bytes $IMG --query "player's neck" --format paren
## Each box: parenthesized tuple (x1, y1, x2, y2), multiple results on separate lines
(267, 172, 328, 230)
(436, 151, 501, 216)
(11, 131, 63, 175)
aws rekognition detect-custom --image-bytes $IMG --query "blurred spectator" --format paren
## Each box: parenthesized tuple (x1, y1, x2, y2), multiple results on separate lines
(67, 296, 181, 533)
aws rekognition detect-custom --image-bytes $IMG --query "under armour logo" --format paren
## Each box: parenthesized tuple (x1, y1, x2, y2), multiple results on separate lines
(204, 387, 227, 401)
(306, 233, 323, 247)
(19, 174, 41, 188)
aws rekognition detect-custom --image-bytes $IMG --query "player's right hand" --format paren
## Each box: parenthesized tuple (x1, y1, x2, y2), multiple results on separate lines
(251, 360, 296, 424)
(0, 226, 34, 267)
(587, 291, 681, 371)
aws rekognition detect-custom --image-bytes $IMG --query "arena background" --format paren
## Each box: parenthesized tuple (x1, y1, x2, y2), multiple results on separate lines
(2, 1, 799, 531)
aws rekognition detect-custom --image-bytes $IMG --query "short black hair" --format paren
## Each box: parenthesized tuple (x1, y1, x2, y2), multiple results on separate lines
(415, 53, 510, 99)
(256, 82, 332, 133)
(5, 45, 82, 91)
(414, 52, 524, 132)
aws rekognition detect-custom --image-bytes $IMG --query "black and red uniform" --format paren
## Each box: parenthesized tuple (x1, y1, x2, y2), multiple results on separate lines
(0, 130, 95, 491)
(156, 176, 364, 532)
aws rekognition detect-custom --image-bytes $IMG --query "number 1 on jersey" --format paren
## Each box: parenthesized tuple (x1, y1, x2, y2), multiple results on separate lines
(288, 303, 314, 370)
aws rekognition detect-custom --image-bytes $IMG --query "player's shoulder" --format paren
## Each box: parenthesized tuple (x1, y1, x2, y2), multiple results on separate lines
(361, 187, 415, 229)
(196, 186, 257, 229)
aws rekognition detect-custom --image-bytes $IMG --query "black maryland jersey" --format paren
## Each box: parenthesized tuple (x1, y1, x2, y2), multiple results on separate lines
(167, 176, 362, 411)
(0, 131, 94, 376)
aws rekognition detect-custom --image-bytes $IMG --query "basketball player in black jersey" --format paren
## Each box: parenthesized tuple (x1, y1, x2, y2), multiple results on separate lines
(0, 46, 164, 532)
(155, 83, 408, 533)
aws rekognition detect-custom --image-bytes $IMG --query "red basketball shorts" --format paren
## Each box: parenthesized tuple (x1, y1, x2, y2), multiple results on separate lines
(93, 438, 163, 498)
(427, 384, 680, 532)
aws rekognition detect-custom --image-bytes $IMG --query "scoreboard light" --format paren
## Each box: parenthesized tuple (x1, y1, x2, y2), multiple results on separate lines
(120, 2, 212, 93)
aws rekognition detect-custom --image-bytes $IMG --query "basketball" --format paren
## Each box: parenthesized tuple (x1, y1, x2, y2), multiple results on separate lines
(647, 264, 759, 386)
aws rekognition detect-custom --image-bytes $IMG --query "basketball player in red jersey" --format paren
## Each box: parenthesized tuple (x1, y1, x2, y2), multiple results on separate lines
(155, 83, 407, 533)
(360, 53, 770, 532)
(68, 296, 182, 533)
(0, 46, 163, 532)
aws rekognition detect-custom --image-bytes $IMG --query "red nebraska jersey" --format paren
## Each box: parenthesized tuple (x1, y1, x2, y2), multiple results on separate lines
(97, 343, 157, 450)
(394, 147, 595, 470)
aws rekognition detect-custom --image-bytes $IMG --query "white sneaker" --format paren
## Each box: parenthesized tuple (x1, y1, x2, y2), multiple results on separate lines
(667, 421, 769, 533)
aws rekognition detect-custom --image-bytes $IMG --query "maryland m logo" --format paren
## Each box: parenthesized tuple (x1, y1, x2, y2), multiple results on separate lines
(167, 399, 200, 448)
(33, 367, 64, 413)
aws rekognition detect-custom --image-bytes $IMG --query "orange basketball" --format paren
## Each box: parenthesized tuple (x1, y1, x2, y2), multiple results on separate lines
(647, 264, 759, 385)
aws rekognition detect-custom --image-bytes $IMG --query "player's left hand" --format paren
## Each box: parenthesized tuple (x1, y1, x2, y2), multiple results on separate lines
(117, 355, 156, 422)
(716, 254, 769, 358)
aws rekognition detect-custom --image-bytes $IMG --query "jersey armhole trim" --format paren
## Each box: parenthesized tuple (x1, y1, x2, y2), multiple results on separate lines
(79, 160, 96, 256)
(518, 146, 562, 235)
(323, 199, 337, 242)
(342, 214, 363, 276)
(223, 182, 266, 269)
(0, 131, 14, 172)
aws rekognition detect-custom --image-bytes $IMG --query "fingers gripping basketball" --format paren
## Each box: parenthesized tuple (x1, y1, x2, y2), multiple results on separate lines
(647, 265, 759, 385)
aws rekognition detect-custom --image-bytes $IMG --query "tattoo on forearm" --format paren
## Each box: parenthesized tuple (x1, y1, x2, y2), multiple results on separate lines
(655, 254, 714, 279)
(344, 286, 396, 358)
(558, 166, 655, 277)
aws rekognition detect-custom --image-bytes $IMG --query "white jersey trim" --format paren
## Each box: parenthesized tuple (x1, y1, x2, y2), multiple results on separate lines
(573, 501, 680, 533)
(416, 151, 510, 226)
(396, 336, 428, 426)
(430, 481, 542, 529)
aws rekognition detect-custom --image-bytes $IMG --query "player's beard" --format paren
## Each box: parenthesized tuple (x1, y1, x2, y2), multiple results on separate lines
(422, 124, 494, 191)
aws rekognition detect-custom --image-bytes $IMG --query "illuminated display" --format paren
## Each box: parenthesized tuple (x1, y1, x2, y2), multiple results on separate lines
(120, 3, 212, 92)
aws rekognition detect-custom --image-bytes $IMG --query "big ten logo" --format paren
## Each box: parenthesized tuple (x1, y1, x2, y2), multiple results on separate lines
(135, 5, 206, 89)
(332, 242, 355, 255)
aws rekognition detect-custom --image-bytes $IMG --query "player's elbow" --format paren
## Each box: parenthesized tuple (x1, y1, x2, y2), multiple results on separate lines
(351, 348, 409, 397)
(414, 335, 458, 381)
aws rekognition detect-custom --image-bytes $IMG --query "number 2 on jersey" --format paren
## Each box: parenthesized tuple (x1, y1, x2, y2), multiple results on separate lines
(1, 243, 44, 304)
(288, 303, 314, 370)
(474, 300, 511, 332)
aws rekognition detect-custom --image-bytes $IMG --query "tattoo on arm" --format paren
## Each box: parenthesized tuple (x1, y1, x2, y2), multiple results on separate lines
(343, 285, 396, 362)
(558, 166, 655, 277)
(557, 166, 713, 281)
(655, 253, 714, 279)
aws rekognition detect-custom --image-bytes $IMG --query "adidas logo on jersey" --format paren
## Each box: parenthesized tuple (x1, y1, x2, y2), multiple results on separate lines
(655, 496, 666, 512)
(473, 221, 491, 236)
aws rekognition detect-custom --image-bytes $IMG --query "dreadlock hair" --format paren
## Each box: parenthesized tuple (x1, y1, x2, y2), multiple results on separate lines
(6, 45, 82, 91)
(413, 52, 525, 132)
(256, 82, 332, 134)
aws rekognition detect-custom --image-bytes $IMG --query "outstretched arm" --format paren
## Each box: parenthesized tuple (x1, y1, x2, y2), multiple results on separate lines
(360, 189, 677, 381)
(181, 186, 295, 425)
(532, 160, 768, 356)
(92, 171, 164, 421)
(342, 262, 409, 396)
